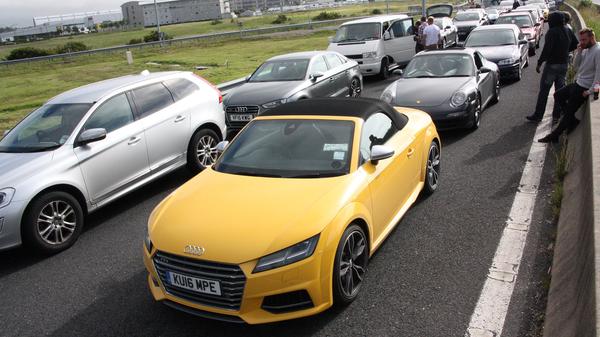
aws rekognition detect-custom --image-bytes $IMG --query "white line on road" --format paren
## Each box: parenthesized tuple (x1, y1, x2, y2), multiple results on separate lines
(465, 92, 554, 337)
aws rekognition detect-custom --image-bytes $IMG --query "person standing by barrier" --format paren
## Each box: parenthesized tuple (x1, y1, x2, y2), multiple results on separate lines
(417, 16, 428, 51)
(527, 12, 577, 123)
(415, 21, 424, 53)
(423, 17, 441, 51)
(513, 0, 521, 10)
(539, 28, 600, 143)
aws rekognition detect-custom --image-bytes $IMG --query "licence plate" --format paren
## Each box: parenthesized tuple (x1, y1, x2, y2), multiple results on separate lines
(166, 271, 222, 296)
(229, 114, 254, 122)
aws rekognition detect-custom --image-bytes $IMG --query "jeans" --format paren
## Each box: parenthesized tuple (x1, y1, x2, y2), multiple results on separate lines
(549, 83, 588, 136)
(533, 63, 568, 119)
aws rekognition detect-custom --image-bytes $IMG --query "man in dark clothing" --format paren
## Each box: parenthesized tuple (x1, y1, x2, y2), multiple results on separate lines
(527, 12, 578, 122)
(512, 0, 521, 9)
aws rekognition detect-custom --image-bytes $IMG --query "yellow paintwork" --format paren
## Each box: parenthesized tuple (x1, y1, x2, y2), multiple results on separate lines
(144, 108, 440, 324)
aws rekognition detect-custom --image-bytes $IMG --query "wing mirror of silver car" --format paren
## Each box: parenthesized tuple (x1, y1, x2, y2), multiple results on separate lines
(370, 145, 395, 165)
(77, 128, 107, 146)
(479, 67, 492, 73)
(309, 72, 325, 82)
(216, 140, 229, 154)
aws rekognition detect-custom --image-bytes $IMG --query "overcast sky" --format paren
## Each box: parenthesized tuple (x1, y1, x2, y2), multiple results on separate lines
(0, 0, 126, 27)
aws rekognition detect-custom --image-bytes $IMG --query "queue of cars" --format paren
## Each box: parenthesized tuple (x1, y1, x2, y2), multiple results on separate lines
(0, 0, 553, 324)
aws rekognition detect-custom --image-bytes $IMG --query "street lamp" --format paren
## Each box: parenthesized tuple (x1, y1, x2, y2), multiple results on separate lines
(154, 0, 161, 41)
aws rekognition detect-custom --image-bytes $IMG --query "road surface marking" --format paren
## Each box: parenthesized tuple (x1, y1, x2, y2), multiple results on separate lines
(465, 91, 553, 337)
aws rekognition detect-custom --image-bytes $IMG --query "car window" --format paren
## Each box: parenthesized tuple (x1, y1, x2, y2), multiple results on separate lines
(163, 78, 199, 101)
(360, 112, 397, 164)
(391, 19, 413, 38)
(83, 93, 134, 133)
(310, 56, 329, 74)
(131, 83, 174, 118)
(324, 53, 343, 69)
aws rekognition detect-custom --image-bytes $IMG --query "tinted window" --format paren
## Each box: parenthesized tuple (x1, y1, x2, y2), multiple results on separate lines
(391, 19, 413, 37)
(465, 29, 516, 47)
(310, 56, 329, 74)
(325, 54, 343, 69)
(496, 15, 533, 27)
(163, 78, 199, 100)
(332, 23, 381, 43)
(84, 94, 134, 133)
(360, 113, 397, 163)
(131, 83, 174, 117)
(455, 12, 481, 21)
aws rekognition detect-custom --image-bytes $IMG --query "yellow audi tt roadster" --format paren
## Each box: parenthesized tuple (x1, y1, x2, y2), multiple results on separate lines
(143, 98, 440, 324)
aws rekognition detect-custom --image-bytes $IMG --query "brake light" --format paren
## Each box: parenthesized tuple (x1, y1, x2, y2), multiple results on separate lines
(193, 73, 223, 104)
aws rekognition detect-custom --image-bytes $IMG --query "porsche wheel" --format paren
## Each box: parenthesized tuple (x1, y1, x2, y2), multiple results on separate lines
(469, 96, 482, 130)
(349, 77, 362, 97)
(333, 224, 368, 306)
(490, 77, 500, 104)
(379, 58, 390, 80)
(423, 141, 441, 195)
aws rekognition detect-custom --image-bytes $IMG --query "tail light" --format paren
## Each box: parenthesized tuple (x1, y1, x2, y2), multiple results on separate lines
(193, 73, 223, 104)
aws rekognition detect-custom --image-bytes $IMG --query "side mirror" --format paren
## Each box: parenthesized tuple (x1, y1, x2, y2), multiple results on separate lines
(77, 128, 106, 146)
(535, 22, 541, 26)
(392, 69, 403, 75)
(309, 72, 325, 82)
(370, 145, 395, 165)
(519, 39, 528, 45)
(445, 25, 452, 29)
(216, 140, 229, 153)
(479, 66, 492, 73)
(328, 36, 334, 43)
(383, 31, 392, 40)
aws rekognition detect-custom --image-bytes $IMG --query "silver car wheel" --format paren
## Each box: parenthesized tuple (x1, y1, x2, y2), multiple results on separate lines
(339, 230, 367, 297)
(37, 201, 76, 245)
(196, 135, 218, 167)
(427, 143, 441, 190)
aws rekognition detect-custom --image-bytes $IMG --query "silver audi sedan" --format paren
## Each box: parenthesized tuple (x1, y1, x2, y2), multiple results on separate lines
(223, 51, 362, 137)
(0, 71, 226, 253)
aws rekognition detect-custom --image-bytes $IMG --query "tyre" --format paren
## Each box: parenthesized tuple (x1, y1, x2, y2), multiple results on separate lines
(378, 58, 390, 80)
(349, 77, 362, 98)
(469, 95, 482, 130)
(516, 60, 523, 81)
(524, 53, 530, 68)
(422, 141, 441, 196)
(22, 191, 84, 254)
(490, 77, 500, 105)
(332, 224, 369, 306)
(187, 128, 220, 172)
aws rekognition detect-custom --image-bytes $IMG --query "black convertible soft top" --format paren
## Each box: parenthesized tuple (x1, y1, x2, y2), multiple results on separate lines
(260, 98, 409, 130)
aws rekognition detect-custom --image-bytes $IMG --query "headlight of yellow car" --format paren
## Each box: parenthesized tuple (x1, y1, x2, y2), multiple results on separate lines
(253, 234, 320, 273)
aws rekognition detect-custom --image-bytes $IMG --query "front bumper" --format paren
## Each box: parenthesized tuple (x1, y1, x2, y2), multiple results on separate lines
(357, 58, 382, 76)
(144, 245, 333, 324)
(400, 102, 475, 130)
(0, 200, 26, 251)
(497, 62, 521, 79)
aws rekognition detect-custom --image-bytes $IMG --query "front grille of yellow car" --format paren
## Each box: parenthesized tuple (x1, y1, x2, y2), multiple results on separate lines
(153, 251, 246, 310)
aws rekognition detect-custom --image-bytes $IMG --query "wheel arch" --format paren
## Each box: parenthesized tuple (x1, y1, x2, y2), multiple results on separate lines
(192, 122, 224, 142)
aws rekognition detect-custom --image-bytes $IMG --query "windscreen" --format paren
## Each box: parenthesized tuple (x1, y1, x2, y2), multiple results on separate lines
(249, 60, 309, 82)
(0, 103, 92, 153)
(465, 29, 516, 47)
(403, 54, 475, 78)
(332, 23, 382, 43)
(495, 15, 533, 27)
(214, 119, 354, 178)
(454, 12, 480, 21)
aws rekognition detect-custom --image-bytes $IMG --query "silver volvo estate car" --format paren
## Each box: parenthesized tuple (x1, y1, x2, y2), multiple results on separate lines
(0, 71, 225, 253)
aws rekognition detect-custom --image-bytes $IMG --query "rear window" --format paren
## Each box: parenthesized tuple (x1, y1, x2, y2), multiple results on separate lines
(131, 83, 174, 117)
(163, 78, 199, 101)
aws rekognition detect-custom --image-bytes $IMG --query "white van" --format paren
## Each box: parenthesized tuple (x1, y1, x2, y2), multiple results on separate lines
(327, 15, 415, 79)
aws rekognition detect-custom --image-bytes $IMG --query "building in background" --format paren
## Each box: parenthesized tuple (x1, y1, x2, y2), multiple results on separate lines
(33, 10, 123, 28)
(121, 0, 229, 28)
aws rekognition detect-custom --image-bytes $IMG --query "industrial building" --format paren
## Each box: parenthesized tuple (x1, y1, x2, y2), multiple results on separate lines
(121, 0, 229, 27)
(33, 10, 123, 27)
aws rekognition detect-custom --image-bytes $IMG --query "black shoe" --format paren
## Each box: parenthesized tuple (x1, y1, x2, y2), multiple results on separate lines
(538, 134, 558, 143)
(526, 114, 543, 122)
(552, 118, 559, 124)
(566, 118, 580, 133)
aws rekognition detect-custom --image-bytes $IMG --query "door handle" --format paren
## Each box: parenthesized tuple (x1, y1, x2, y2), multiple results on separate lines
(128, 136, 141, 145)
(174, 115, 186, 123)
(407, 148, 415, 157)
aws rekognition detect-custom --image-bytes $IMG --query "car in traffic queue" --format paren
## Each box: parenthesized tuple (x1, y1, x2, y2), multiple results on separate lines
(485, 8, 500, 23)
(513, 6, 545, 30)
(0, 71, 226, 253)
(453, 10, 489, 42)
(427, 4, 459, 48)
(223, 51, 362, 138)
(380, 48, 499, 130)
(526, 0, 550, 20)
(327, 15, 415, 79)
(143, 98, 441, 324)
(464, 24, 530, 80)
(497, 0, 515, 12)
(495, 12, 541, 54)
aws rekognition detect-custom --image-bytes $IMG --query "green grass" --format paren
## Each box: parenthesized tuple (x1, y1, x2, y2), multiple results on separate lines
(0, 30, 331, 130)
(566, 0, 600, 32)
(0, 1, 432, 59)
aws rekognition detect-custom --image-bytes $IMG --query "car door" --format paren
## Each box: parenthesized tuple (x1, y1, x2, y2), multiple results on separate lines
(306, 55, 335, 98)
(385, 18, 415, 65)
(324, 53, 349, 97)
(74, 93, 150, 203)
(474, 51, 493, 103)
(131, 82, 189, 171)
(360, 113, 419, 239)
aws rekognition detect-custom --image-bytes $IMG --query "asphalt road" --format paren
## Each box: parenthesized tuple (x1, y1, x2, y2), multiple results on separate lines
(0, 43, 557, 337)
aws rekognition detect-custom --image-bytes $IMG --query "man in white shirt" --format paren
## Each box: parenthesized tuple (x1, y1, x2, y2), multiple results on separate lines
(423, 16, 441, 50)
